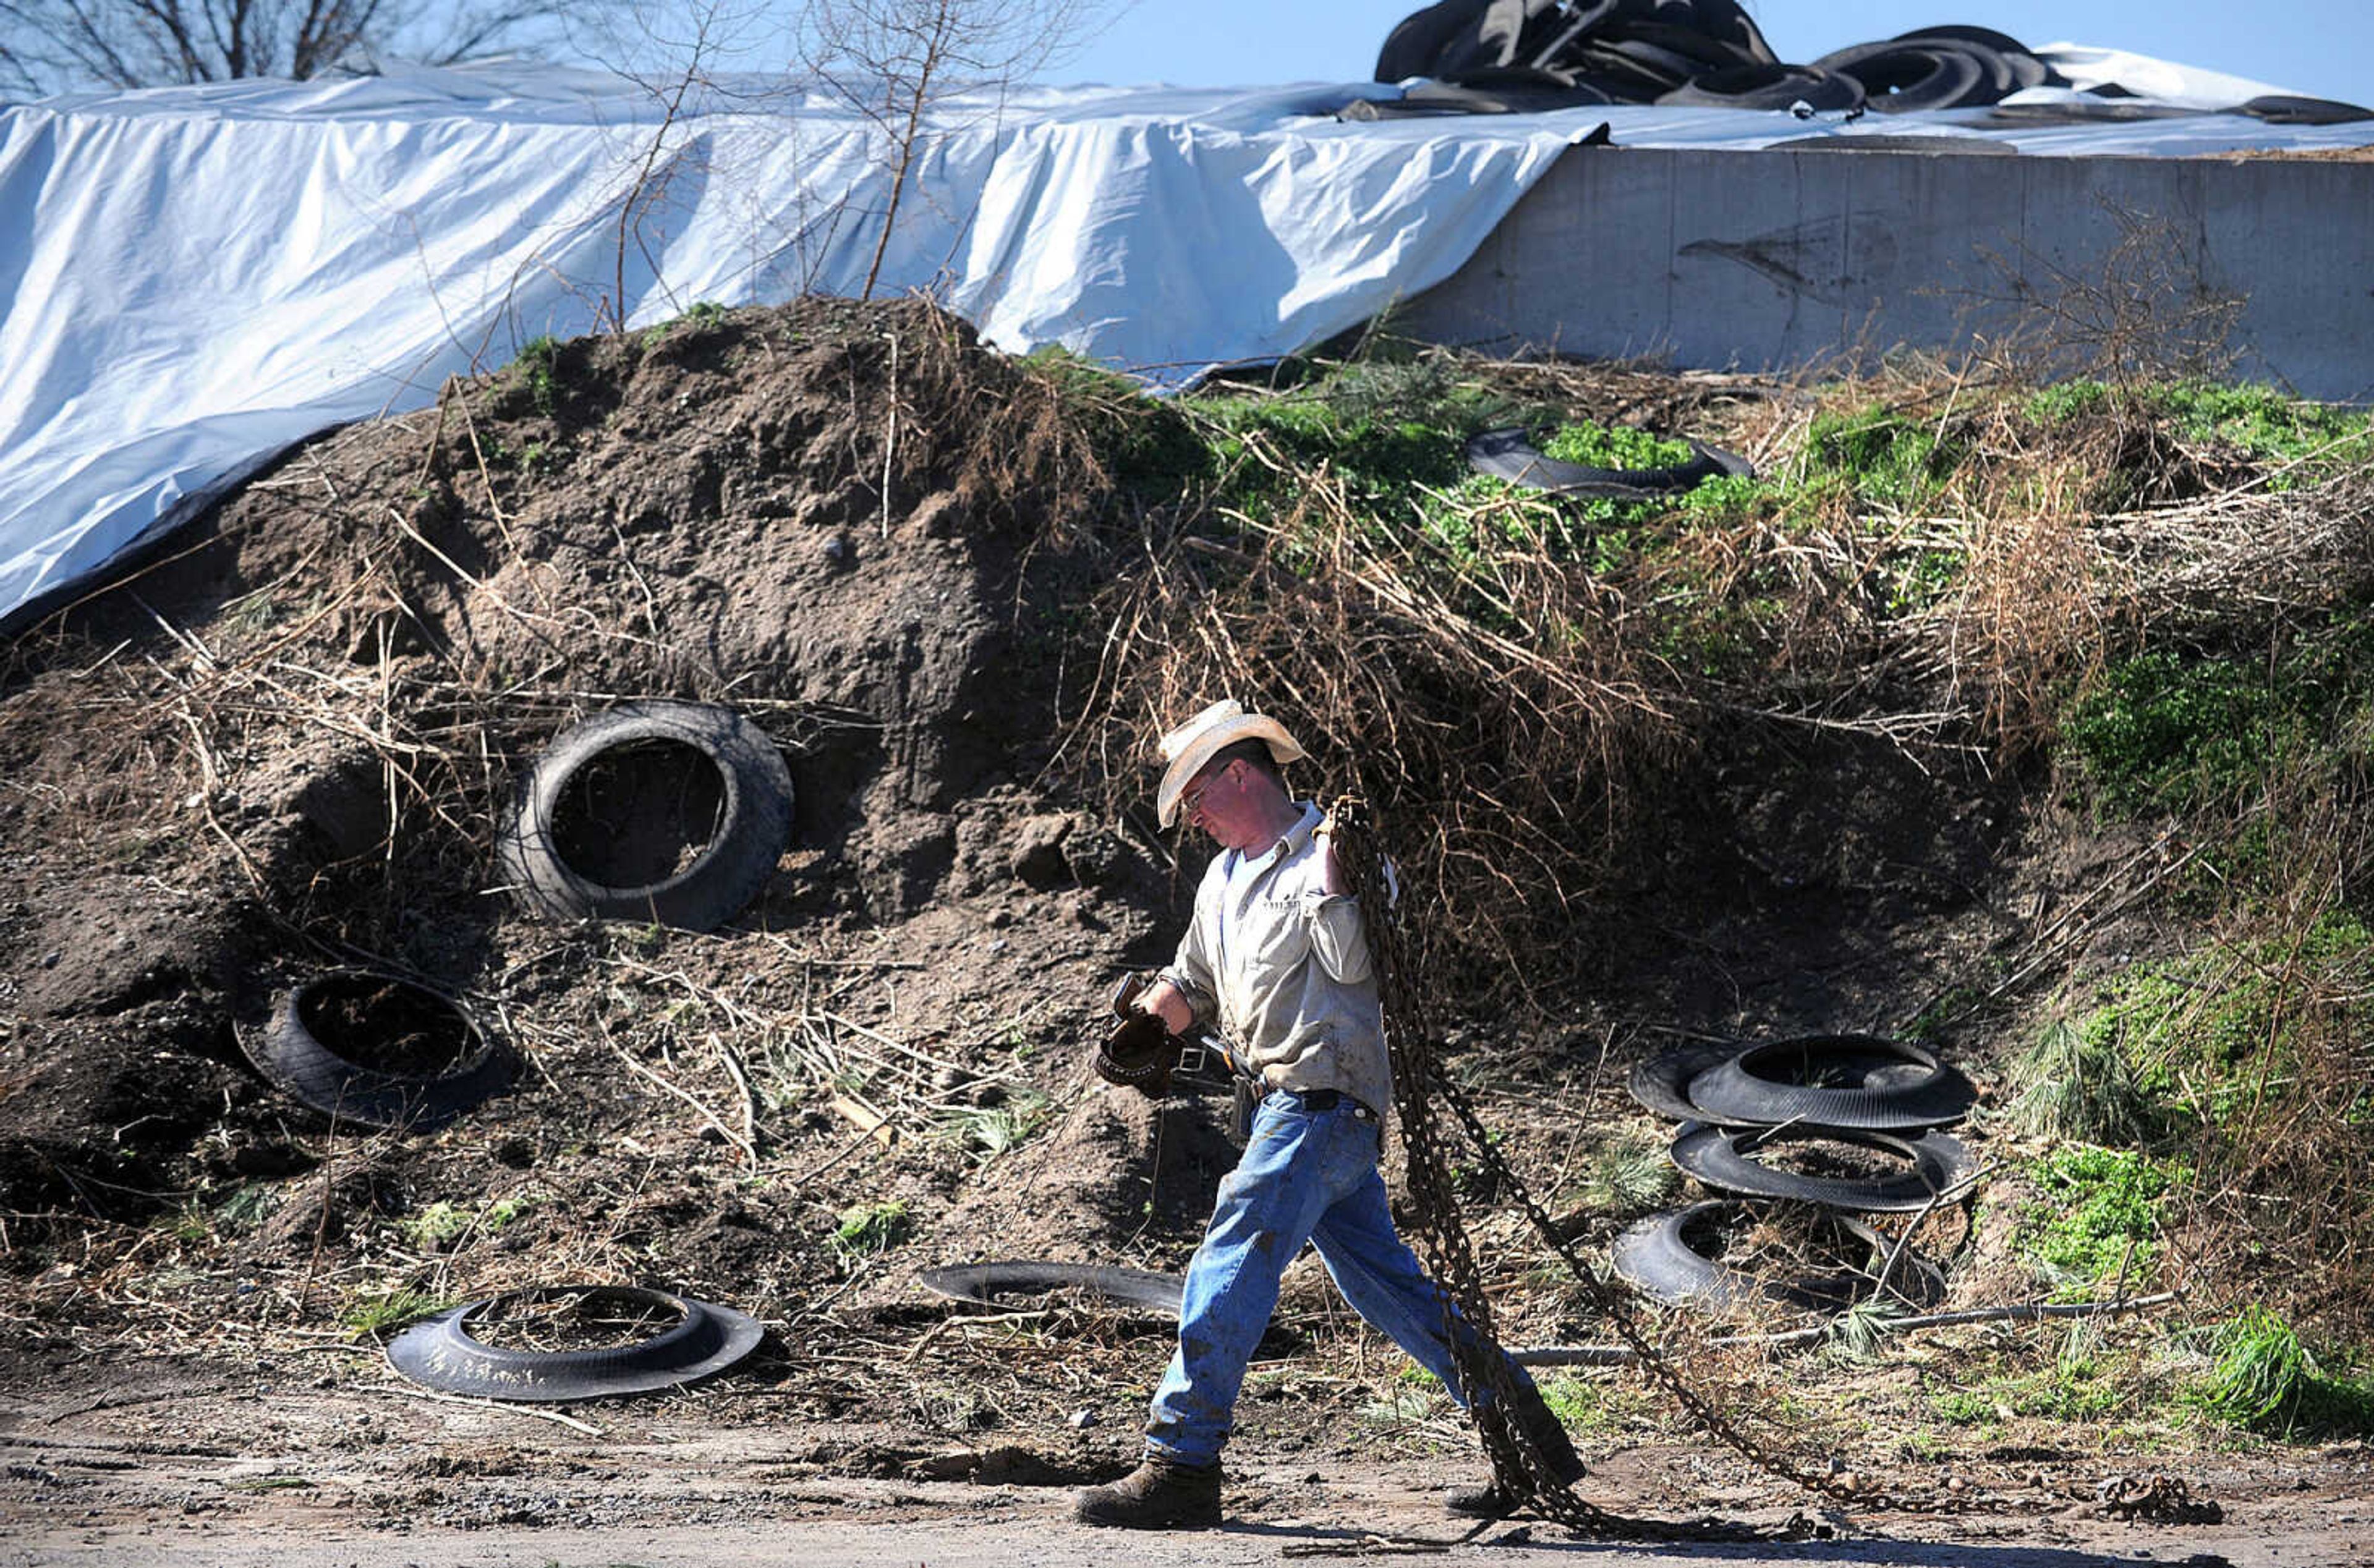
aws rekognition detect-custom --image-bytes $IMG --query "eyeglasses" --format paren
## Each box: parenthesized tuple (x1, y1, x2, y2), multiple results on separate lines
(1178, 758, 1235, 822)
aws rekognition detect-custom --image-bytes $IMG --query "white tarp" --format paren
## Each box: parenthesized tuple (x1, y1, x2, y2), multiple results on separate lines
(2, 51, 2367, 625)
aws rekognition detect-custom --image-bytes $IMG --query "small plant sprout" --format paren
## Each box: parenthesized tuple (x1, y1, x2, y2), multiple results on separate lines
(342, 1287, 452, 1338)
(1825, 1296, 1906, 1364)
(832, 1200, 912, 1259)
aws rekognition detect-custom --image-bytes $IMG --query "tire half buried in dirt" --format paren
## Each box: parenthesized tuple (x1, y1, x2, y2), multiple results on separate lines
(1465, 426, 1753, 497)
(1612, 1199, 1944, 1312)
(386, 1285, 762, 1402)
(245, 970, 514, 1132)
(915, 1261, 1185, 1316)
(500, 700, 793, 931)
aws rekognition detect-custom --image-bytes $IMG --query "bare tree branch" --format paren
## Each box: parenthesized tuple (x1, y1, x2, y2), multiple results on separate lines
(798, 0, 1105, 300)
(2, 0, 615, 93)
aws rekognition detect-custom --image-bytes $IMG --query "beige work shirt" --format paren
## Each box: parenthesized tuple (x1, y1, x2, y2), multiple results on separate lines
(1158, 801, 1393, 1119)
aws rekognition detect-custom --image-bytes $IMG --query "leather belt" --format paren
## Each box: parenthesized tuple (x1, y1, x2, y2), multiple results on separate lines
(1291, 1088, 1378, 1122)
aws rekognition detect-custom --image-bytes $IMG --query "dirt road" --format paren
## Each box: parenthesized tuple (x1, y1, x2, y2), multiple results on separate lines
(4, 1360, 2366, 1568)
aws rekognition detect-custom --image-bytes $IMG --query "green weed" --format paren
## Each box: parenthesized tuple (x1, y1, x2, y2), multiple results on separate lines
(832, 1199, 912, 1258)
(2067, 913, 2374, 1122)
(402, 1195, 534, 1249)
(2187, 1307, 2374, 1435)
(1560, 1132, 1677, 1218)
(2023, 379, 2113, 423)
(938, 1090, 1050, 1163)
(638, 300, 729, 349)
(402, 1201, 470, 1248)
(1928, 1360, 2130, 1426)
(341, 1286, 453, 1337)
(2195, 1306, 2312, 1426)
(1359, 1384, 1444, 1428)
(2061, 619, 2374, 828)
(1535, 1374, 1660, 1437)
(1803, 404, 1970, 506)
(511, 335, 560, 418)
(172, 1183, 274, 1243)
(1673, 470, 1774, 522)
(1538, 422, 1693, 470)
(2019, 1146, 2177, 1296)
(1824, 1298, 1906, 1364)
(221, 588, 283, 635)
(2061, 650, 2291, 818)
(2146, 383, 2372, 487)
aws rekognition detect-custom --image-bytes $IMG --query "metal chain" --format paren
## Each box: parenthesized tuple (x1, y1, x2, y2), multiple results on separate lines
(1329, 797, 1859, 1532)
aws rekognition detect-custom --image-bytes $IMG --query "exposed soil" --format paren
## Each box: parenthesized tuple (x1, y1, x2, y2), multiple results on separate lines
(1, 299, 2362, 1563)
(3, 1349, 2368, 1566)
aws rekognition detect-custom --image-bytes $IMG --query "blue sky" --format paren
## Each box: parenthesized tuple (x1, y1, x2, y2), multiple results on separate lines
(1053, 1, 2372, 107)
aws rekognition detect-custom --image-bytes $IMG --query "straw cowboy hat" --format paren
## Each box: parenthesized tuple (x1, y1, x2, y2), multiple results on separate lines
(1155, 698, 1308, 828)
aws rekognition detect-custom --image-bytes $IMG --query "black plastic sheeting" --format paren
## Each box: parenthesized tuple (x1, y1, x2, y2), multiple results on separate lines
(1364, 2, 2373, 122)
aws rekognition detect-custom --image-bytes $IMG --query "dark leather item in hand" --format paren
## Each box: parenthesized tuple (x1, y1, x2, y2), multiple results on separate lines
(1095, 1009, 1180, 1098)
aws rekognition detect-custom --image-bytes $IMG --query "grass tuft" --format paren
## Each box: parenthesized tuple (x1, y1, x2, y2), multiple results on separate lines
(2007, 1017, 2156, 1143)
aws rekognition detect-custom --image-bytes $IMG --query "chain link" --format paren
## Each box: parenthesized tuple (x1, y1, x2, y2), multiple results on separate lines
(1329, 797, 1860, 1533)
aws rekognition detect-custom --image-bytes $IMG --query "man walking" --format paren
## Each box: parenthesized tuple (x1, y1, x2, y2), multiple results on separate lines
(1074, 698, 1582, 1529)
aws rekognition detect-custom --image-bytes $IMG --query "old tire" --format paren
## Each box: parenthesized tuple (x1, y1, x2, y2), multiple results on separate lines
(1670, 1123, 1978, 1212)
(499, 700, 792, 932)
(915, 1261, 1185, 1316)
(245, 970, 513, 1133)
(386, 1285, 762, 1402)
(1811, 41, 1991, 112)
(1627, 1042, 1738, 1123)
(2242, 94, 2374, 125)
(1466, 426, 1753, 496)
(1613, 1200, 1945, 1312)
(1659, 65, 1865, 114)
(1683, 1035, 1976, 1131)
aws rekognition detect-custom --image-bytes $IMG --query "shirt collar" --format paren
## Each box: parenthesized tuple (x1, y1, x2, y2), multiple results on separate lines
(1272, 800, 1324, 863)
(1223, 800, 1324, 876)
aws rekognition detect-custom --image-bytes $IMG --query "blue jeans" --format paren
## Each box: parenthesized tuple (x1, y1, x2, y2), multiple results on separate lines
(1145, 1087, 1533, 1466)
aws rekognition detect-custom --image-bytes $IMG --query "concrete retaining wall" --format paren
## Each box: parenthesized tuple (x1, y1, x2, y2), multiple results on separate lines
(1397, 143, 2374, 402)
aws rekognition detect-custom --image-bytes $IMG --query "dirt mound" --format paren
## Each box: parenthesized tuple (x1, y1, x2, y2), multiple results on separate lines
(0, 300, 1175, 1315)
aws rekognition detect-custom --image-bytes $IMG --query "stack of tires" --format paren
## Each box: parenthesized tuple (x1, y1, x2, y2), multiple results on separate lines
(1617, 1035, 1978, 1313)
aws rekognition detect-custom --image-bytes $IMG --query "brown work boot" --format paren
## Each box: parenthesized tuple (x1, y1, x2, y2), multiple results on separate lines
(1074, 1453, 1224, 1528)
(1445, 1389, 1586, 1517)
